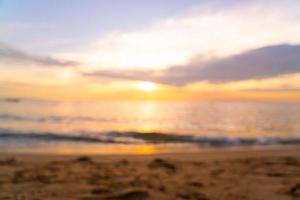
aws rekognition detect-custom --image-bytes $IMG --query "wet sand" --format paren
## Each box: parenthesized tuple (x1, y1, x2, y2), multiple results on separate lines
(1, 147, 300, 200)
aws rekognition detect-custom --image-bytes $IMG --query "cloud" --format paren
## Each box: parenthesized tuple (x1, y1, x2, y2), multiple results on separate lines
(163, 44, 300, 84)
(84, 44, 300, 85)
(0, 42, 78, 67)
(66, 0, 300, 71)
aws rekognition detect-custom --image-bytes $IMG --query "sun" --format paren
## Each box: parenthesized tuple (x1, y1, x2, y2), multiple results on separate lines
(137, 82, 157, 92)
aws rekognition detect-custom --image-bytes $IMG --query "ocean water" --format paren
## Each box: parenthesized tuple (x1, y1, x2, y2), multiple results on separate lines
(0, 98, 300, 154)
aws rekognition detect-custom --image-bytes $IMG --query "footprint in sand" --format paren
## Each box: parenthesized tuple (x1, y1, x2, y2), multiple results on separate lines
(74, 156, 94, 163)
(0, 158, 17, 166)
(177, 191, 208, 200)
(148, 158, 177, 173)
(288, 182, 300, 197)
(80, 189, 149, 200)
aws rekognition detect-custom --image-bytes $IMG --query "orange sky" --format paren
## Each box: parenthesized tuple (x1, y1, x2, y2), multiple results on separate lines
(1, 0, 300, 102)
(1, 77, 299, 102)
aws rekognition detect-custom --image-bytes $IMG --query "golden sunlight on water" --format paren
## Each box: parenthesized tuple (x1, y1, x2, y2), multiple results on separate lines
(0, 100, 300, 155)
(133, 146, 157, 154)
(1, 100, 300, 137)
(13, 144, 176, 155)
(136, 102, 158, 132)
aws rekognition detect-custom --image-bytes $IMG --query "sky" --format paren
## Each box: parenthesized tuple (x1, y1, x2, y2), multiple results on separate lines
(0, 0, 300, 101)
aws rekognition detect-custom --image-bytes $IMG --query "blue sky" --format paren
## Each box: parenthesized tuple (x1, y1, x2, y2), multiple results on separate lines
(0, 0, 200, 53)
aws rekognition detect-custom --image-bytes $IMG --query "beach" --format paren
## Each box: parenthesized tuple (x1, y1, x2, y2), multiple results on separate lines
(1, 146, 300, 200)
(1, 0, 300, 199)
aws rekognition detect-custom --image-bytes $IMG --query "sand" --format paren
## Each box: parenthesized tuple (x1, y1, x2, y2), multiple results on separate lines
(0, 146, 300, 200)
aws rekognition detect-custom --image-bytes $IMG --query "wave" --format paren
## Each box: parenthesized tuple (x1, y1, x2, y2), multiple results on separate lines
(0, 130, 142, 144)
(0, 130, 300, 147)
(1, 98, 21, 103)
(0, 114, 115, 123)
(109, 131, 300, 146)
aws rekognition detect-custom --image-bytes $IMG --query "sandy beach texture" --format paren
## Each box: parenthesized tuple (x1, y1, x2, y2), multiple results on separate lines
(0, 147, 300, 200)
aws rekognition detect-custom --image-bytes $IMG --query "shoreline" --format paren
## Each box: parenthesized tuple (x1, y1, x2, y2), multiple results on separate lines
(1, 143, 300, 157)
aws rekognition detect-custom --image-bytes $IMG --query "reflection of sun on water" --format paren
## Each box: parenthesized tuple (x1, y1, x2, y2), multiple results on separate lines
(134, 145, 157, 154)
(137, 81, 157, 92)
(137, 102, 157, 132)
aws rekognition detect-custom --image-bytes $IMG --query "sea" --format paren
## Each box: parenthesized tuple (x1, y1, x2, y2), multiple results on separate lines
(0, 98, 299, 154)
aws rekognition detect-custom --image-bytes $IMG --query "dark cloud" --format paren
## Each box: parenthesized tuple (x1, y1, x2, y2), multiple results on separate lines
(168, 44, 300, 84)
(0, 42, 78, 67)
(84, 44, 300, 85)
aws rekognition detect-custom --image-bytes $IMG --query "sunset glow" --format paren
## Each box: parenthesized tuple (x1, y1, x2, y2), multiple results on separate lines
(137, 82, 157, 92)
(0, 0, 299, 102)
(1, 2, 300, 198)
